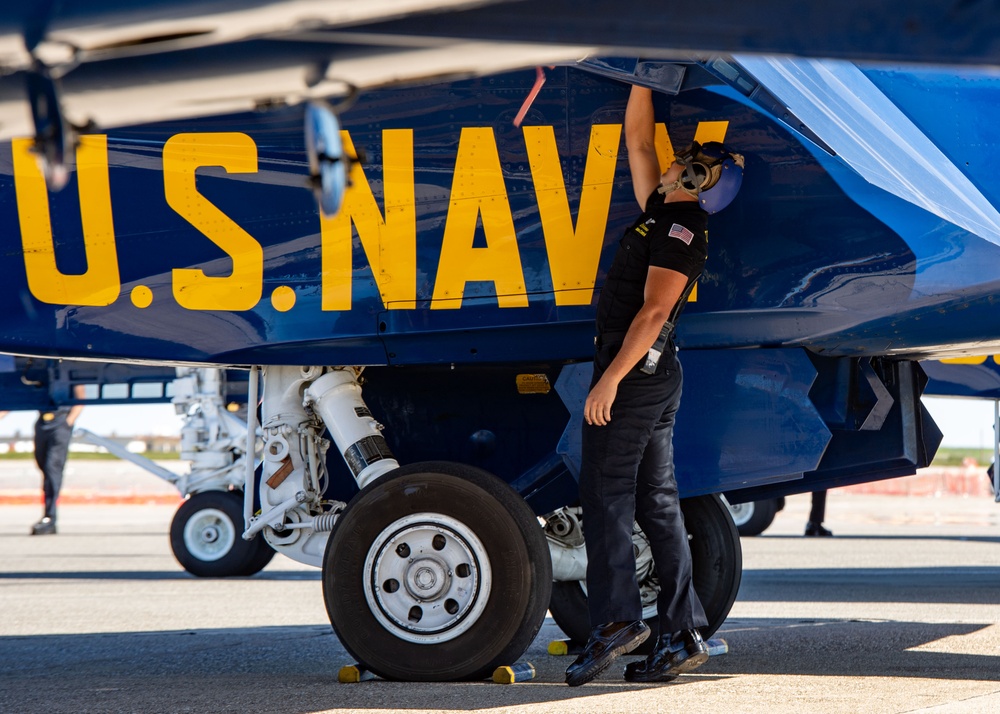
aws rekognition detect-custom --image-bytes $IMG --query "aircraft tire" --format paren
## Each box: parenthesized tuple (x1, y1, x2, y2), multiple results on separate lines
(169, 490, 259, 577)
(322, 461, 552, 681)
(548, 494, 742, 649)
(239, 535, 277, 576)
(727, 497, 779, 537)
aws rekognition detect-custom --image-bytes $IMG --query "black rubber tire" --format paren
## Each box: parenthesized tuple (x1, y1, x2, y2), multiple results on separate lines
(548, 494, 742, 649)
(728, 498, 779, 537)
(239, 534, 277, 576)
(170, 490, 261, 577)
(323, 462, 552, 681)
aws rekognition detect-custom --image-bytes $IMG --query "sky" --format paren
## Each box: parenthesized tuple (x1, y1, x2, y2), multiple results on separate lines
(0, 403, 184, 439)
(0, 395, 994, 450)
(922, 396, 997, 450)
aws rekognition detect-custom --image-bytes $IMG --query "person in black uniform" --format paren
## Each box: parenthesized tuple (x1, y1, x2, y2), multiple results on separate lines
(805, 490, 832, 536)
(565, 84, 744, 687)
(30, 388, 85, 535)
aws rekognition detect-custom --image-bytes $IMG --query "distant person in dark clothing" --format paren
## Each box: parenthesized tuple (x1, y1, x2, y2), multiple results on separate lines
(804, 490, 832, 537)
(3, 386, 88, 535)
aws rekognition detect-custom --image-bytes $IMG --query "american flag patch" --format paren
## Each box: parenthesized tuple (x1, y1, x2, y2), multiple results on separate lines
(668, 223, 695, 245)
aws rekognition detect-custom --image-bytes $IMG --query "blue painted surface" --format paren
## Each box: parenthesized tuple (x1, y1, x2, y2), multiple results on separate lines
(553, 350, 831, 497)
(923, 359, 1000, 400)
(0, 358, 180, 410)
(3, 64, 1000, 363)
(0, 57, 983, 502)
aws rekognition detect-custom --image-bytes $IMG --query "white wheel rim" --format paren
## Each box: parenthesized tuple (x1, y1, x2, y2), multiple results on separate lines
(363, 512, 492, 644)
(183, 507, 236, 562)
(726, 501, 754, 527)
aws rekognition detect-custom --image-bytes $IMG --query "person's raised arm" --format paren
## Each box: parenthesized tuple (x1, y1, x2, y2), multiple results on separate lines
(625, 85, 662, 208)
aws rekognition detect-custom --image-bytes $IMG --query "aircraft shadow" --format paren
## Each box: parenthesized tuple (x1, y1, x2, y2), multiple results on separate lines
(0, 570, 320, 581)
(762, 534, 1000, 545)
(706, 617, 1000, 681)
(0, 618, 997, 713)
(739, 565, 1000, 604)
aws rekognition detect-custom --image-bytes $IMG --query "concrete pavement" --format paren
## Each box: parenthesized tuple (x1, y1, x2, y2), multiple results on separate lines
(1, 462, 1000, 713)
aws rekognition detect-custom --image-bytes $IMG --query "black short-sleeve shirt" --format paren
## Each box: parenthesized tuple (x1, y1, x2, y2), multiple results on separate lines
(595, 194, 708, 338)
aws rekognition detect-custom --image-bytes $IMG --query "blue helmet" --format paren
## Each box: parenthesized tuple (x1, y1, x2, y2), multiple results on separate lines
(673, 141, 745, 214)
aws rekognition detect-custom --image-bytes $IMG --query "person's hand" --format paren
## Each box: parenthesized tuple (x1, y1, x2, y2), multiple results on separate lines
(584, 374, 619, 426)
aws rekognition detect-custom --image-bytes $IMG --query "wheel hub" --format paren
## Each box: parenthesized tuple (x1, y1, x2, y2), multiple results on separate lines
(726, 500, 753, 526)
(363, 512, 492, 644)
(407, 558, 448, 598)
(183, 507, 236, 562)
(201, 526, 220, 543)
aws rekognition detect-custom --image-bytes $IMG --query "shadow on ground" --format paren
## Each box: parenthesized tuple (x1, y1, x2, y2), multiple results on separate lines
(1, 618, 997, 713)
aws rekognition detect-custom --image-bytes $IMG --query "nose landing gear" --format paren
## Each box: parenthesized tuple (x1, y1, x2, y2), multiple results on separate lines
(322, 461, 552, 681)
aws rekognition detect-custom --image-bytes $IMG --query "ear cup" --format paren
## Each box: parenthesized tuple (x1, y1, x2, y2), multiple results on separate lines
(680, 162, 710, 190)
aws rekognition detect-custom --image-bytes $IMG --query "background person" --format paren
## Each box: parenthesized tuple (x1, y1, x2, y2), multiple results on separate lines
(805, 489, 832, 537)
(29, 385, 86, 535)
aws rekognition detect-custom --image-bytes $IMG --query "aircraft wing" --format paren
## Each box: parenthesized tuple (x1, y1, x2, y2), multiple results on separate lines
(0, 2, 596, 141)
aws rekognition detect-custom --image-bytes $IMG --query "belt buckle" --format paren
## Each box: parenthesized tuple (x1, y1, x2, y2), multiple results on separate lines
(42, 413, 55, 421)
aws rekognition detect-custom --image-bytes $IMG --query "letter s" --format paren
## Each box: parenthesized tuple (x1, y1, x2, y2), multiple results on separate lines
(163, 132, 262, 311)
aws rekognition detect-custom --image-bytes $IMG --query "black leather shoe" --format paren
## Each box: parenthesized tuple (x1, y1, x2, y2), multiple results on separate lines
(30, 517, 56, 536)
(804, 522, 833, 537)
(565, 620, 650, 686)
(624, 628, 708, 683)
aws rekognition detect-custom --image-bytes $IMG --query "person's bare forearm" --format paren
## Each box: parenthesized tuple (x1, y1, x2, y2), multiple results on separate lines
(625, 85, 660, 205)
(585, 266, 689, 426)
(584, 302, 670, 426)
(67, 385, 86, 426)
(600, 302, 670, 385)
(625, 85, 655, 151)
(67, 404, 84, 426)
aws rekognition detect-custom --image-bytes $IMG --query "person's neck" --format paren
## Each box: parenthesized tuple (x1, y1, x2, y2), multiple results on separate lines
(661, 189, 699, 204)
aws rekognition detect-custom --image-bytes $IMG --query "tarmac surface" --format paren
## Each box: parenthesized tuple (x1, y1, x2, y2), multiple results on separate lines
(2, 460, 1000, 713)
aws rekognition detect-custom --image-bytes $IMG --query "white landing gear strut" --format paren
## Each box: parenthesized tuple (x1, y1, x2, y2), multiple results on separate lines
(77, 367, 277, 577)
(242, 364, 552, 682)
(242, 366, 399, 567)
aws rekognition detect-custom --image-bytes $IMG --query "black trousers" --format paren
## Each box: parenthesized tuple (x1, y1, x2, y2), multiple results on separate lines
(809, 490, 828, 523)
(579, 342, 707, 634)
(34, 414, 73, 520)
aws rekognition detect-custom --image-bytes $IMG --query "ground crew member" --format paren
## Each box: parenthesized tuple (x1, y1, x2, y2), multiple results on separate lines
(565, 83, 744, 686)
(805, 490, 833, 536)
(30, 386, 86, 535)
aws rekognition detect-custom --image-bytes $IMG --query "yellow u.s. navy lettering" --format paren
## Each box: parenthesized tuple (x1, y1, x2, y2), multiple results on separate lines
(13, 136, 121, 307)
(13, 120, 728, 312)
